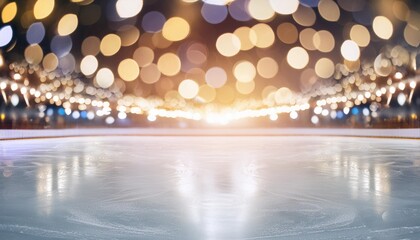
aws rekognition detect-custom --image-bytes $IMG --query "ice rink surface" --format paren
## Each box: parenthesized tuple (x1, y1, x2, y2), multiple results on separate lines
(1, 136, 420, 239)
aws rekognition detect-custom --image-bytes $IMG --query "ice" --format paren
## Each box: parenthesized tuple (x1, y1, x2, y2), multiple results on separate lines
(1, 136, 420, 239)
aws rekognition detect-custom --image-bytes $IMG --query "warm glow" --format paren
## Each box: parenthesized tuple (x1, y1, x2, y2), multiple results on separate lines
(118, 58, 139, 82)
(34, 0, 55, 20)
(247, 0, 275, 21)
(58, 14, 78, 36)
(318, 0, 340, 22)
(198, 85, 216, 103)
(157, 53, 181, 77)
(24, 44, 43, 65)
(42, 53, 59, 72)
(100, 34, 121, 56)
(236, 80, 255, 95)
(1, 2, 17, 24)
(277, 22, 298, 44)
(162, 17, 190, 42)
(269, 0, 299, 15)
(234, 27, 257, 51)
(80, 55, 98, 76)
(373, 16, 393, 40)
(315, 58, 335, 79)
(233, 61, 256, 83)
(140, 63, 161, 84)
(116, 0, 144, 18)
(133, 47, 154, 67)
(313, 30, 335, 53)
(179, 79, 199, 99)
(257, 57, 278, 79)
(287, 47, 309, 69)
(341, 40, 360, 61)
(205, 67, 227, 88)
(216, 33, 241, 57)
(350, 24, 370, 47)
(252, 23, 275, 48)
(81, 36, 100, 56)
(96, 68, 115, 88)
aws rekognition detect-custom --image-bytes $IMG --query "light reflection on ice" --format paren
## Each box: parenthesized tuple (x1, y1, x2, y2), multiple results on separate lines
(0, 136, 419, 239)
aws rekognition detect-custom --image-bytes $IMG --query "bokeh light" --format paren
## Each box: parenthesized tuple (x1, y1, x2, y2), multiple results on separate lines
(80, 55, 99, 76)
(118, 58, 139, 82)
(1, 2, 17, 23)
(116, 0, 144, 19)
(373, 16, 393, 40)
(162, 17, 190, 42)
(234, 61, 256, 83)
(34, 0, 55, 20)
(205, 67, 227, 88)
(287, 47, 309, 69)
(0, 0, 418, 127)
(340, 40, 360, 61)
(179, 79, 199, 99)
(96, 68, 115, 88)
(216, 33, 241, 57)
(100, 34, 121, 56)
(157, 53, 181, 77)
(57, 14, 78, 36)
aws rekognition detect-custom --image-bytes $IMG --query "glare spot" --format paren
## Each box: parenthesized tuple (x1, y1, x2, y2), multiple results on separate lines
(96, 68, 115, 88)
(269, 0, 299, 15)
(34, 0, 55, 19)
(179, 79, 199, 99)
(216, 33, 241, 57)
(373, 16, 393, 40)
(234, 61, 256, 83)
(311, 115, 319, 124)
(116, 0, 143, 18)
(58, 14, 78, 36)
(1, 2, 17, 23)
(287, 47, 309, 69)
(0, 25, 13, 47)
(247, 0, 275, 21)
(105, 116, 115, 124)
(340, 40, 360, 61)
(162, 17, 190, 42)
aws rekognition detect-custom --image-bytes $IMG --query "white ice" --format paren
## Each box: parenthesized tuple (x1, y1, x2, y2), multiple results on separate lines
(0, 136, 420, 239)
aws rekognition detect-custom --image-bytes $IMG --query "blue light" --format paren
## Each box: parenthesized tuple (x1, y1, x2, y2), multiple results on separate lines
(337, 111, 344, 119)
(351, 107, 359, 115)
(58, 108, 65, 116)
(80, 111, 88, 119)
